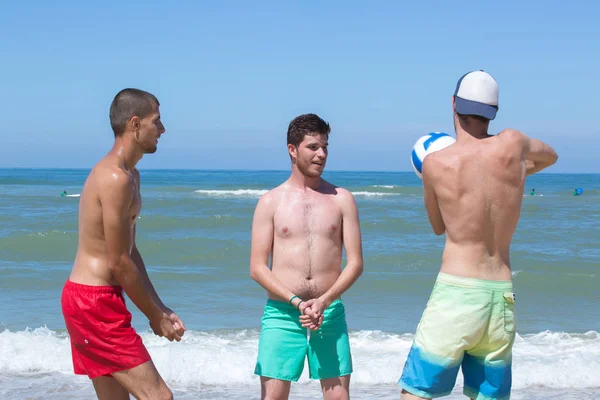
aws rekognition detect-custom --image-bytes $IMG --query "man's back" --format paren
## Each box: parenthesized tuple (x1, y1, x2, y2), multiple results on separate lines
(425, 130, 527, 280)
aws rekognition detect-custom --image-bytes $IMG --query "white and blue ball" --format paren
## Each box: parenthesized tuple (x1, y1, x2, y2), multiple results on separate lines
(411, 132, 456, 179)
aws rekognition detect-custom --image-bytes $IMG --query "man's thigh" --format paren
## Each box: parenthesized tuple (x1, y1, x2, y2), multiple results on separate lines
(261, 377, 292, 400)
(110, 360, 172, 400)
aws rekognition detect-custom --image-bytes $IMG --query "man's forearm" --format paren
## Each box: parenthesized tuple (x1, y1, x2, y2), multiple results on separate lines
(320, 262, 363, 307)
(251, 264, 298, 305)
(526, 160, 552, 176)
(111, 258, 163, 321)
(131, 247, 165, 309)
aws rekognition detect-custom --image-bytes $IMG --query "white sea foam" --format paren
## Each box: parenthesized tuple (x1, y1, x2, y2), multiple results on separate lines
(372, 185, 396, 188)
(1, 327, 598, 390)
(194, 189, 398, 198)
(194, 189, 268, 197)
(351, 191, 398, 197)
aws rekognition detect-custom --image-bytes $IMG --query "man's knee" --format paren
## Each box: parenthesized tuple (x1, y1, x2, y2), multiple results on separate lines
(322, 377, 350, 400)
(262, 390, 289, 400)
(262, 396, 286, 400)
(137, 383, 172, 400)
(150, 386, 173, 400)
(323, 387, 349, 400)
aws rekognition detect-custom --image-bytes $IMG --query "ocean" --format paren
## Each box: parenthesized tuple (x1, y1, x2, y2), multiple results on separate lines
(0, 168, 598, 399)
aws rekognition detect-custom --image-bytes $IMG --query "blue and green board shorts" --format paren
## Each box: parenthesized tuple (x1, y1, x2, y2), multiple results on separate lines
(254, 298, 353, 381)
(399, 273, 516, 400)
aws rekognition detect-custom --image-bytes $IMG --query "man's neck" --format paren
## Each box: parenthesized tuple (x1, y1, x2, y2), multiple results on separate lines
(109, 136, 143, 171)
(455, 116, 490, 140)
(456, 127, 490, 140)
(288, 167, 322, 191)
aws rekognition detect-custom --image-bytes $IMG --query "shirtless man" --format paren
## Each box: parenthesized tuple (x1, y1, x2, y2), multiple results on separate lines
(250, 113, 364, 400)
(61, 88, 185, 400)
(398, 71, 558, 400)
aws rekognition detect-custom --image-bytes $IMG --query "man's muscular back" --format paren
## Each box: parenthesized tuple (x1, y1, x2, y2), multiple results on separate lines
(265, 180, 350, 300)
(424, 129, 529, 280)
(70, 156, 141, 286)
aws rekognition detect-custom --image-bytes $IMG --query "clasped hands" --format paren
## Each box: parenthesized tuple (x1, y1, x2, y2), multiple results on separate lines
(298, 298, 326, 331)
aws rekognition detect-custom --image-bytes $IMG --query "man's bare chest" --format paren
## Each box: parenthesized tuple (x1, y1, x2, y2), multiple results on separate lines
(273, 200, 342, 239)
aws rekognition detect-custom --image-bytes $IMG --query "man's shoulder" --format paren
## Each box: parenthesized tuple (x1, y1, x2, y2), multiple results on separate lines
(496, 128, 525, 143)
(322, 183, 355, 207)
(332, 185, 353, 200)
(92, 160, 133, 194)
(422, 151, 445, 178)
(257, 184, 285, 208)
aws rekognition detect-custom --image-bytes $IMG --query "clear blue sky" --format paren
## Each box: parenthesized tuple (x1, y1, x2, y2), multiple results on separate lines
(1, 1, 598, 172)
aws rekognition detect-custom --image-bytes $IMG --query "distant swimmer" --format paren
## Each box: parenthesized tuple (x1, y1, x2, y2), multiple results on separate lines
(530, 188, 536, 195)
(398, 70, 558, 400)
(61, 190, 67, 197)
(61, 88, 184, 400)
(574, 188, 583, 196)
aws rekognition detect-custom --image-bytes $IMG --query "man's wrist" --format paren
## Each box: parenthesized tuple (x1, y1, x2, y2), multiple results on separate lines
(148, 304, 165, 322)
(319, 293, 333, 308)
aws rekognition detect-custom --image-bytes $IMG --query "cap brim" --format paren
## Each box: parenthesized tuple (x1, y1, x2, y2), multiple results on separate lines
(455, 96, 497, 120)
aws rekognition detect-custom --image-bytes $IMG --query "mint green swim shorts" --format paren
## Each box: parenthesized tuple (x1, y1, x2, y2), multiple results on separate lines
(399, 273, 516, 400)
(254, 299, 353, 381)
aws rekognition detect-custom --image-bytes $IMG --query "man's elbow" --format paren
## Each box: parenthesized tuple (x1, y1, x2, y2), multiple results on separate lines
(349, 260, 364, 277)
(250, 265, 262, 282)
(107, 254, 131, 273)
(433, 226, 446, 236)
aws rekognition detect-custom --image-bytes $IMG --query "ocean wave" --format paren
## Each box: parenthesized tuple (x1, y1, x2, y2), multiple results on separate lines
(194, 189, 399, 198)
(352, 191, 398, 197)
(1, 327, 598, 389)
(194, 189, 268, 197)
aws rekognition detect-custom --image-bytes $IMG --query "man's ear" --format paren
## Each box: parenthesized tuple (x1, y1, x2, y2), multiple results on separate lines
(288, 144, 297, 163)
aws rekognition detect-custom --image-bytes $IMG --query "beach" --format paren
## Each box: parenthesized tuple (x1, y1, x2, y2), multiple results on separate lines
(1, 168, 599, 399)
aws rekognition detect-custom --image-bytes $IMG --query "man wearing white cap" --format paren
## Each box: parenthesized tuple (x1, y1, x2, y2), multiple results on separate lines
(398, 71, 558, 399)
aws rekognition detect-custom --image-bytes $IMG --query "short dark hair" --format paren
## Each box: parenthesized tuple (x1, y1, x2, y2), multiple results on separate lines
(457, 112, 490, 124)
(287, 113, 331, 147)
(109, 88, 159, 137)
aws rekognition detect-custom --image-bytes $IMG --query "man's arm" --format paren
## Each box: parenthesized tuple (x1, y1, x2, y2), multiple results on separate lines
(100, 170, 180, 341)
(130, 169, 166, 310)
(422, 157, 445, 235)
(501, 129, 558, 176)
(524, 135, 558, 176)
(131, 226, 186, 334)
(249, 192, 305, 310)
(130, 227, 165, 309)
(318, 190, 364, 308)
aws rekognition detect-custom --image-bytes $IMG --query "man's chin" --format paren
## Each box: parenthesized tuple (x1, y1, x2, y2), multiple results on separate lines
(144, 146, 158, 154)
(303, 170, 322, 178)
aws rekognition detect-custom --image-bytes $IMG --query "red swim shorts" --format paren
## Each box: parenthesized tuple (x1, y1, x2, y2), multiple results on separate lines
(61, 280, 151, 379)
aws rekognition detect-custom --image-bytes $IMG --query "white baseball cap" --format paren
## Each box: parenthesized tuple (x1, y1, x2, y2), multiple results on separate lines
(453, 70, 499, 120)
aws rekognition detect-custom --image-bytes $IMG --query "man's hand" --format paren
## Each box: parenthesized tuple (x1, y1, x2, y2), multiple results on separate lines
(299, 298, 326, 331)
(150, 308, 186, 341)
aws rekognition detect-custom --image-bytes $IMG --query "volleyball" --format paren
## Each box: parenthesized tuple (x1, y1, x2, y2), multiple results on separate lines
(411, 132, 456, 179)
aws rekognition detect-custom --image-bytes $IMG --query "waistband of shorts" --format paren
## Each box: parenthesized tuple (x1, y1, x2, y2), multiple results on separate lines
(266, 298, 343, 310)
(64, 279, 122, 294)
(436, 273, 513, 291)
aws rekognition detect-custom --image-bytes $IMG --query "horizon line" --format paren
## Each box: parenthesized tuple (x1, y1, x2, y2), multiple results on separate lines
(0, 167, 593, 175)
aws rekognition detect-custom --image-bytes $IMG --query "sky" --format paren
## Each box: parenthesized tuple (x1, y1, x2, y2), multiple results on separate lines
(1, 1, 598, 172)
